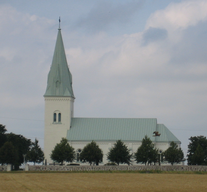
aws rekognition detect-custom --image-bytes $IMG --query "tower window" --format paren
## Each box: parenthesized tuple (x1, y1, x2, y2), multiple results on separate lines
(58, 113, 61, 122)
(53, 113, 56, 122)
(53, 111, 61, 123)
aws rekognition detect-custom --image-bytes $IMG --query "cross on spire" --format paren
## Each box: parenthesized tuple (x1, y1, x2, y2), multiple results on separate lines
(59, 17, 61, 30)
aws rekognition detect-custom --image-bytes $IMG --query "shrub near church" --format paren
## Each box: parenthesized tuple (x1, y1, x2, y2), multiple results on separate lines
(135, 136, 158, 165)
(107, 140, 132, 165)
(80, 141, 103, 165)
(51, 138, 75, 165)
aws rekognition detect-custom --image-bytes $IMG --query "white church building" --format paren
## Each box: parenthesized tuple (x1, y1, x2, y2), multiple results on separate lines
(44, 26, 181, 164)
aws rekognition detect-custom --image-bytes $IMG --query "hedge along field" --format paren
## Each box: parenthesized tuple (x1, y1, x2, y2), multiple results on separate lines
(0, 173, 207, 192)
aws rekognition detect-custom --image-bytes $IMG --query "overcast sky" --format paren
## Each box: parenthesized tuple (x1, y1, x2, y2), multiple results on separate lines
(0, 0, 207, 159)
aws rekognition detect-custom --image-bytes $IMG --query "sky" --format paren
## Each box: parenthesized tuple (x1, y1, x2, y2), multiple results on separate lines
(0, 0, 207, 160)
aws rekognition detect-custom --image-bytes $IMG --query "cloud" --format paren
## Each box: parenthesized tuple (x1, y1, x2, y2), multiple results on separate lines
(142, 27, 168, 45)
(169, 20, 207, 68)
(0, 5, 55, 110)
(146, 0, 207, 31)
(1, 0, 207, 153)
(75, 1, 144, 33)
(66, 1, 207, 140)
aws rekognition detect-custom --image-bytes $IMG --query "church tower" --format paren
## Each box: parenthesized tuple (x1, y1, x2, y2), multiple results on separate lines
(44, 25, 75, 163)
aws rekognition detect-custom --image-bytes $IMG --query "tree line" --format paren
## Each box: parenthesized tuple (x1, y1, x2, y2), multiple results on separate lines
(51, 136, 185, 166)
(0, 124, 44, 169)
(1, 123, 207, 167)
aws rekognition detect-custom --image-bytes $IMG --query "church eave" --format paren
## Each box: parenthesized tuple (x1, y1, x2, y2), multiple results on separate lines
(44, 94, 75, 99)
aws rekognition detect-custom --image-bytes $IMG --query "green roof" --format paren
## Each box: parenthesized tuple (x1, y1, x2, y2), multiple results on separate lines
(67, 118, 180, 143)
(44, 29, 74, 98)
(156, 124, 180, 144)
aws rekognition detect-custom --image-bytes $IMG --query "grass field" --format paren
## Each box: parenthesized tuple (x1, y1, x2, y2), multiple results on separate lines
(0, 172, 207, 192)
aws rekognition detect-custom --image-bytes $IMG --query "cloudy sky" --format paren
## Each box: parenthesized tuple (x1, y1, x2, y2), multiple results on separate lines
(0, 0, 207, 158)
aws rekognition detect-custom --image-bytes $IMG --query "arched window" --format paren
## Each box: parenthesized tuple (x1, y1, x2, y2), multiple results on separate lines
(58, 113, 61, 122)
(53, 111, 61, 123)
(53, 113, 56, 122)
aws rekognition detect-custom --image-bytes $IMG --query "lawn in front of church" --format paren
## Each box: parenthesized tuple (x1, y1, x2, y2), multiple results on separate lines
(0, 172, 207, 192)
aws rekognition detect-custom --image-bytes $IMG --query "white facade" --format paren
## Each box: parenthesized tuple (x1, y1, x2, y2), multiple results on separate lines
(69, 141, 174, 165)
(44, 97, 74, 163)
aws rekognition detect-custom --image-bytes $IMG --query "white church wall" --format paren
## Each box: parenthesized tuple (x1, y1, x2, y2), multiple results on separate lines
(69, 141, 173, 165)
(155, 142, 170, 153)
(69, 141, 110, 164)
(44, 97, 74, 164)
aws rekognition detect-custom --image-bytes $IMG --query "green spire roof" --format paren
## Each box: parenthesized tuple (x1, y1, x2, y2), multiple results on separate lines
(44, 29, 75, 98)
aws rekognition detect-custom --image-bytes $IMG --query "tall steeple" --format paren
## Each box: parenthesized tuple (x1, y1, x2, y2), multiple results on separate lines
(44, 26, 74, 98)
(44, 23, 75, 164)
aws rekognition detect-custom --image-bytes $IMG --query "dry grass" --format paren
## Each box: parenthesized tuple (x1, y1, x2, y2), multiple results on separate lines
(0, 172, 207, 192)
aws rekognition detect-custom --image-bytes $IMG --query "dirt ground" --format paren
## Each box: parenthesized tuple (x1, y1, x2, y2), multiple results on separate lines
(0, 172, 207, 192)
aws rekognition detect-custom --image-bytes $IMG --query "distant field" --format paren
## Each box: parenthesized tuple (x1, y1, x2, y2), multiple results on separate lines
(0, 172, 207, 192)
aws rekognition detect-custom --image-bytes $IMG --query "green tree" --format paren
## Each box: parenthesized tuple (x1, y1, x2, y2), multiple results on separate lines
(107, 140, 132, 165)
(27, 139, 44, 165)
(135, 136, 158, 165)
(149, 148, 159, 165)
(51, 138, 75, 165)
(0, 124, 7, 149)
(187, 136, 207, 165)
(191, 144, 205, 165)
(80, 141, 103, 165)
(0, 142, 18, 166)
(164, 142, 184, 165)
(6, 133, 31, 169)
